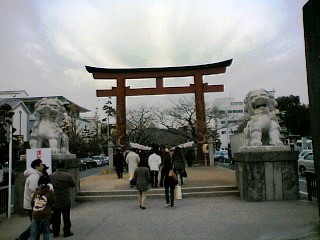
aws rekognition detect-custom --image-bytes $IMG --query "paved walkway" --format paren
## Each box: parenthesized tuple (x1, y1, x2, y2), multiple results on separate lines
(80, 166, 237, 191)
(1, 166, 319, 240)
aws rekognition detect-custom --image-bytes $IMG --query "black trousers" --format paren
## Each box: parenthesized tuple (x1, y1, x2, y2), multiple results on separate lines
(52, 204, 72, 235)
(160, 167, 165, 186)
(164, 184, 175, 207)
(150, 170, 159, 187)
(115, 166, 123, 179)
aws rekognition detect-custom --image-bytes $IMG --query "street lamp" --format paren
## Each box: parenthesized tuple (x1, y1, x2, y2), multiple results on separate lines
(19, 111, 22, 135)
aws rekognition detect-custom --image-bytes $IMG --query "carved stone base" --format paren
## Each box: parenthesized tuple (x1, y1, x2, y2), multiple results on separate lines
(234, 147, 299, 201)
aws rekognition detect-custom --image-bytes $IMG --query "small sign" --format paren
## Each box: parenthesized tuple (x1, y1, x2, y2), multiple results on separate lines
(26, 148, 52, 174)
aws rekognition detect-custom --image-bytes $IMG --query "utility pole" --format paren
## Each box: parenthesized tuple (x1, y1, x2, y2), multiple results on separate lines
(303, 0, 320, 219)
(8, 125, 12, 219)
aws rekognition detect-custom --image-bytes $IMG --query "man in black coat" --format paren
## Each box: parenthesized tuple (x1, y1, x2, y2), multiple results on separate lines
(113, 148, 125, 179)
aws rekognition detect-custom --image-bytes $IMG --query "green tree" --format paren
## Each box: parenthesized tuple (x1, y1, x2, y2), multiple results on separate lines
(276, 95, 310, 136)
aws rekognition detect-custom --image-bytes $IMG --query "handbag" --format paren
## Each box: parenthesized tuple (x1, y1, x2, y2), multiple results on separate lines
(169, 169, 178, 182)
(181, 169, 188, 178)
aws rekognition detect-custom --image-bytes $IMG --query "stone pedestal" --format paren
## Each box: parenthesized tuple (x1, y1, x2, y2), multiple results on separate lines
(234, 146, 299, 201)
(14, 154, 79, 213)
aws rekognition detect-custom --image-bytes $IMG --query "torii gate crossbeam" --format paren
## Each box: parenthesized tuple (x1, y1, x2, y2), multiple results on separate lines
(86, 59, 232, 163)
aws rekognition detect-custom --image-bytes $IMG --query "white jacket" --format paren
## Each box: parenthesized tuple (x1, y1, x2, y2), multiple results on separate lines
(23, 168, 43, 210)
(126, 151, 140, 174)
(148, 153, 161, 171)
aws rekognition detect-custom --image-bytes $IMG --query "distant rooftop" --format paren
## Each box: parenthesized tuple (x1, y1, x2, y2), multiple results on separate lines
(0, 91, 90, 113)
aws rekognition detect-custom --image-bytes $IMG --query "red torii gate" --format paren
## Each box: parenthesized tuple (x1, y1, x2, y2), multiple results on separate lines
(86, 59, 232, 161)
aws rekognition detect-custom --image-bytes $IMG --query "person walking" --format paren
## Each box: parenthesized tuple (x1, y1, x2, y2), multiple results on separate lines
(185, 148, 194, 167)
(113, 148, 125, 179)
(125, 148, 140, 187)
(49, 161, 75, 238)
(163, 156, 178, 208)
(16, 159, 44, 240)
(29, 175, 55, 240)
(172, 147, 186, 185)
(148, 147, 161, 188)
(159, 145, 171, 187)
(134, 162, 151, 209)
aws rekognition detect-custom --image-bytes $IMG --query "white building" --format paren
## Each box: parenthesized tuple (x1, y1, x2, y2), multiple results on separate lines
(0, 91, 91, 144)
(0, 90, 29, 98)
(212, 98, 245, 149)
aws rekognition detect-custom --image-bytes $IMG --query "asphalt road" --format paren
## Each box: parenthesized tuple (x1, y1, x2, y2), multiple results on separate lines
(80, 166, 106, 179)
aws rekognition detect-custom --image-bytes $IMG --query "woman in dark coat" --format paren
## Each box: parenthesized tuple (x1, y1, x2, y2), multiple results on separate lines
(163, 154, 178, 208)
(134, 162, 151, 209)
(172, 147, 186, 185)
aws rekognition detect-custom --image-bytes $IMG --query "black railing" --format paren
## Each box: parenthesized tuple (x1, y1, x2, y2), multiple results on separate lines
(0, 186, 8, 215)
(305, 171, 317, 201)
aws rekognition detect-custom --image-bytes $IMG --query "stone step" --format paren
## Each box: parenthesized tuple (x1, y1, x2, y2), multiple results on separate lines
(76, 185, 239, 201)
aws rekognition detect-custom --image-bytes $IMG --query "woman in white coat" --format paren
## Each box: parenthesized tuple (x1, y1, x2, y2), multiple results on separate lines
(126, 148, 140, 187)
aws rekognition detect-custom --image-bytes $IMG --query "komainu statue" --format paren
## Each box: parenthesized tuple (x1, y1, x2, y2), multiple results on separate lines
(29, 98, 70, 154)
(243, 89, 283, 146)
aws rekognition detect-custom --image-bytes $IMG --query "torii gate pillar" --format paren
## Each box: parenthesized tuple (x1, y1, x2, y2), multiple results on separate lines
(86, 59, 232, 163)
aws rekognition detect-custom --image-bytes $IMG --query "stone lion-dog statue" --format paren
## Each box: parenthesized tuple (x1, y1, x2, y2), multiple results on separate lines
(244, 89, 283, 146)
(30, 98, 70, 154)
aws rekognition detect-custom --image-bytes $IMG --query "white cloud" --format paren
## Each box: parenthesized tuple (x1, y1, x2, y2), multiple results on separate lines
(0, 0, 310, 112)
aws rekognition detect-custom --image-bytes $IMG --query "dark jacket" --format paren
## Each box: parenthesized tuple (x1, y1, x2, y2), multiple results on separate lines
(113, 152, 125, 168)
(32, 185, 55, 220)
(163, 157, 178, 186)
(134, 166, 151, 192)
(49, 169, 75, 208)
(172, 150, 185, 170)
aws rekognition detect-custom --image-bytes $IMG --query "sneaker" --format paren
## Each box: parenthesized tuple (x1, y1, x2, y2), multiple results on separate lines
(165, 204, 170, 207)
(64, 232, 74, 238)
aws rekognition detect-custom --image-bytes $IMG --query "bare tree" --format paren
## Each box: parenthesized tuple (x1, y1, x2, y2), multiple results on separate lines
(156, 96, 223, 143)
(127, 105, 157, 145)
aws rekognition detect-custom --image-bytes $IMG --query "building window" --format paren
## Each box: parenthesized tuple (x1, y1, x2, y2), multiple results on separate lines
(221, 131, 226, 134)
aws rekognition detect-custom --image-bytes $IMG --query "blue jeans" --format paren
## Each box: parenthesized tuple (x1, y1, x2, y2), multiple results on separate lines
(30, 218, 50, 240)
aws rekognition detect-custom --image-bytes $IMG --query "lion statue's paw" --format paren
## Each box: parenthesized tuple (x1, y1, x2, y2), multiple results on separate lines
(269, 139, 284, 146)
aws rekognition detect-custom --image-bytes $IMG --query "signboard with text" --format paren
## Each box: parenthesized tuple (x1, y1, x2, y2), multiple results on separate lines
(26, 148, 52, 174)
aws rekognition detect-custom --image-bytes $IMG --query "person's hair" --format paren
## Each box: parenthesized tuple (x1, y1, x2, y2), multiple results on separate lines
(57, 160, 65, 169)
(116, 148, 121, 153)
(31, 159, 42, 169)
(38, 175, 50, 186)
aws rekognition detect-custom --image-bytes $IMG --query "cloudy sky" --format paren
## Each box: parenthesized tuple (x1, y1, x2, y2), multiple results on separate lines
(1, 0, 309, 114)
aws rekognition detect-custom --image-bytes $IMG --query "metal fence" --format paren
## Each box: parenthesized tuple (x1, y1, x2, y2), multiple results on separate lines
(305, 171, 317, 201)
(0, 186, 8, 215)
